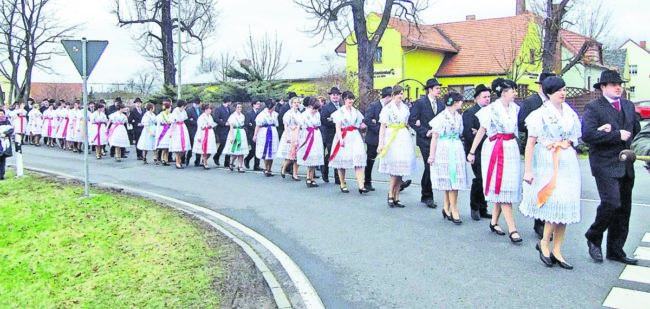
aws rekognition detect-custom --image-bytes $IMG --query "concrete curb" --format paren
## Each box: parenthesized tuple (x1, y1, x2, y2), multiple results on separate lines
(20, 167, 325, 309)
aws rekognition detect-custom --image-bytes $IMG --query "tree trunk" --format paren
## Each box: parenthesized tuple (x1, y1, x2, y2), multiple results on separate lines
(161, 0, 176, 86)
(352, 3, 375, 110)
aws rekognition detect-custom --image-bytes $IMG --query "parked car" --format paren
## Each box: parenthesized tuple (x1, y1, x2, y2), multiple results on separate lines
(635, 100, 650, 120)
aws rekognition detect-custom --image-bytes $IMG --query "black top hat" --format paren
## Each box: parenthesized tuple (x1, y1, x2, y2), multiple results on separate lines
(328, 87, 341, 95)
(134, 97, 142, 103)
(381, 87, 393, 97)
(593, 69, 627, 89)
(191, 97, 201, 104)
(473, 84, 491, 98)
(425, 78, 443, 89)
(535, 72, 556, 84)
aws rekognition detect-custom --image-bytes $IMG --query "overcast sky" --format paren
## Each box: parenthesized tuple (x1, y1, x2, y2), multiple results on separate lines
(34, 0, 649, 84)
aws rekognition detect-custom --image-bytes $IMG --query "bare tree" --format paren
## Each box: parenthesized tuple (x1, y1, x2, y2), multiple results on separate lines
(493, 26, 539, 83)
(0, 0, 77, 103)
(530, 0, 611, 75)
(226, 31, 288, 82)
(197, 51, 235, 82)
(295, 0, 427, 106)
(0, 0, 23, 104)
(114, 0, 218, 86)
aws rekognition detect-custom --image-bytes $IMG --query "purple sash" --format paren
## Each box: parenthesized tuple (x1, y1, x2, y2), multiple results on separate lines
(262, 125, 273, 159)
(157, 124, 170, 147)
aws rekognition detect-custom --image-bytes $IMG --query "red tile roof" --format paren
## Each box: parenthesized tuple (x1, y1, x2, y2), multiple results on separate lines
(435, 14, 534, 76)
(559, 29, 603, 66)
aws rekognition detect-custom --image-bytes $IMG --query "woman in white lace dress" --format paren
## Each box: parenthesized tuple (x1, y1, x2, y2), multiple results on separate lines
(254, 99, 280, 176)
(54, 103, 70, 149)
(225, 103, 249, 172)
(169, 100, 191, 169)
(192, 104, 217, 169)
(467, 78, 523, 243)
(378, 86, 418, 207)
(329, 91, 369, 194)
(136, 103, 158, 164)
(107, 105, 130, 161)
(520, 76, 581, 269)
(297, 97, 324, 187)
(428, 92, 470, 224)
(67, 101, 84, 152)
(27, 104, 42, 145)
(155, 102, 173, 166)
(89, 103, 109, 159)
(278, 97, 302, 180)
(41, 104, 56, 147)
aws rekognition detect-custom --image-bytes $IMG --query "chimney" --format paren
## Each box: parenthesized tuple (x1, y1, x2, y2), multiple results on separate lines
(516, 0, 526, 15)
(641, 41, 647, 50)
(466, 15, 476, 21)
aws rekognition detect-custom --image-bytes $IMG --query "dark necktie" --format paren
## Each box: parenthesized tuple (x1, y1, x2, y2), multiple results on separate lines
(612, 101, 620, 112)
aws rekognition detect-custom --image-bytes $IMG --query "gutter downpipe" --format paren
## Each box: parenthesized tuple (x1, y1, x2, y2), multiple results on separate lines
(402, 46, 419, 98)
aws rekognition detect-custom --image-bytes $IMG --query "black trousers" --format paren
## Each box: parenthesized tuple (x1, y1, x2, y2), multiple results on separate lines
(586, 173, 635, 258)
(322, 141, 339, 182)
(469, 158, 488, 212)
(133, 129, 143, 158)
(245, 140, 261, 168)
(418, 145, 433, 202)
(214, 134, 230, 165)
(0, 156, 6, 179)
(185, 130, 199, 165)
(365, 144, 378, 185)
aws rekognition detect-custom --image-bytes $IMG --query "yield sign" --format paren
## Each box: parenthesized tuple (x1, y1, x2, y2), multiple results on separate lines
(61, 39, 108, 77)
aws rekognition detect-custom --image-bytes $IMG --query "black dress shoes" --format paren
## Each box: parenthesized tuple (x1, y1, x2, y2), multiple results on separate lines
(471, 210, 480, 221)
(421, 199, 437, 208)
(364, 184, 376, 191)
(244, 159, 250, 169)
(399, 179, 412, 192)
(606, 255, 639, 265)
(587, 240, 603, 262)
(253, 166, 264, 171)
(536, 242, 553, 267)
(550, 253, 574, 269)
(479, 211, 492, 219)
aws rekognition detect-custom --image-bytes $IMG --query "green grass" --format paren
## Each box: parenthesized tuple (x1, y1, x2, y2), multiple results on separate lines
(0, 174, 223, 307)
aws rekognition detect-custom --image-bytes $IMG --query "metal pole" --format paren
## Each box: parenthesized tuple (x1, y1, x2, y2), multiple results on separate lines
(82, 38, 90, 196)
(176, 1, 181, 100)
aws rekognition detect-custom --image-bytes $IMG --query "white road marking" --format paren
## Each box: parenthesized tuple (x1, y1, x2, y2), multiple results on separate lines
(642, 233, 650, 243)
(634, 247, 650, 261)
(619, 265, 650, 285)
(603, 287, 650, 309)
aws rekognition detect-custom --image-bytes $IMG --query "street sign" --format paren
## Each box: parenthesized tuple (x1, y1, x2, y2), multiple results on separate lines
(61, 39, 108, 77)
(61, 38, 108, 197)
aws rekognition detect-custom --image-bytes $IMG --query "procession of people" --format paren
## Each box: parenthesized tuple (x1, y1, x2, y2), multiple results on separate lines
(1, 70, 645, 269)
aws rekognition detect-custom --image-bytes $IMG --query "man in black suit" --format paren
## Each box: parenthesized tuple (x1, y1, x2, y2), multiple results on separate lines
(517, 72, 555, 238)
(462, 84, 493, 221)
(321, 87, 341, 184)
(185, 97, 202, 166)
(213, 95, 232, 167)
(363, 87, 392, 191)
(128, 97, 145, 160)
(245, 98, 263, 170)
(408, 78, 444, 208)
(582, 70, 641, 265)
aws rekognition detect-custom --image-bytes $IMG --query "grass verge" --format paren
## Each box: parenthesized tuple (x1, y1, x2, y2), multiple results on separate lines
(0, 173, 224, 307)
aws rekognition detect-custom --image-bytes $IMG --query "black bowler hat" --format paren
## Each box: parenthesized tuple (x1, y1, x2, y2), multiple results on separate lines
(593, 69, 627, 89)
(535, 72, 556, 84)
(328, 87, 341, 95)
(381, 87, 393, 97)
(223, 95, 233, 103)
(191, 97, 201, 104)
(473, 84, 491, 98)
(425, 78, 443, 89)
(134, 97, 142, 103)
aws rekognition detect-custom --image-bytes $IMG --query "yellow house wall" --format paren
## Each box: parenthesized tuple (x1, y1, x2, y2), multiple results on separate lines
(287, 81, 319, 96)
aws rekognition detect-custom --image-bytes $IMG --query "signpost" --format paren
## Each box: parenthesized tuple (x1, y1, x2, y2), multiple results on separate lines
(61, 38, 108, 197)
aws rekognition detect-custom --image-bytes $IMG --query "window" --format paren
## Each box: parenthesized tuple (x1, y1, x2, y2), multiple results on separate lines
(374, 47, 383, 63)
(630, 86, 636, 98)
(448, 85, 475, 101)
(630, 65, 638, 76)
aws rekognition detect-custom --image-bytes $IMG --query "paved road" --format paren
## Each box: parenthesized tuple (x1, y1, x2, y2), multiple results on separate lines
(8, 145, 650, 308)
